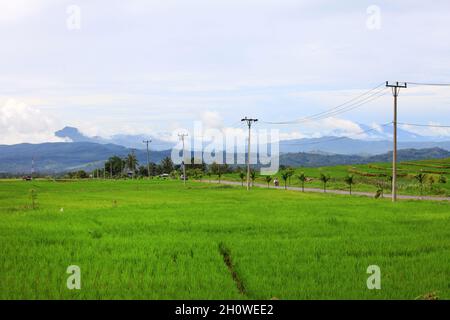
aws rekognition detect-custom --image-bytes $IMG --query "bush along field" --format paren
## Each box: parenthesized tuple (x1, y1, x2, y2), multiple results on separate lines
(214, 158, 450, 198)
(0, 179, 449, 300)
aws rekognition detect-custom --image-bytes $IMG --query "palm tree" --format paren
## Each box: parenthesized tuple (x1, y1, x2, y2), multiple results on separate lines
(386, 175, 393, 189)
(344, 174, 355, 195)
(126, 152, 138, 178)
(298, 172, 307, 192)
(265, 176, 271, 188)
(375, 182, 384, 199)
(287, 168, 295, 185)
(250, 170, 256, 187)
(281, 172, 289, 190)
(415, 173, 426, 196)
(217, 170, 222, 184)
(239, 172, 245, 187)
(428, 175, 436, 190)
(320, 173, 331, 193)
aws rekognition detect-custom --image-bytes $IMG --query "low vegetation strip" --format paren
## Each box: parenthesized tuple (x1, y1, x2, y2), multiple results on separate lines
(219, 243, 246, 296)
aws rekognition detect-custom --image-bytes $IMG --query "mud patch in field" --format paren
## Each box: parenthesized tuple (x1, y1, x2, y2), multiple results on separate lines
(219, 242, 246, 296)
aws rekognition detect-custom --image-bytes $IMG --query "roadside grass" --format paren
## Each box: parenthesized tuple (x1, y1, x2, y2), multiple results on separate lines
(220, 158, 450, 197)
(0, 179, 449, 299)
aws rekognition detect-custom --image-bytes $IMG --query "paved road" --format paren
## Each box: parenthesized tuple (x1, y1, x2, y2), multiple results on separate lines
(201, 179, 450, 202)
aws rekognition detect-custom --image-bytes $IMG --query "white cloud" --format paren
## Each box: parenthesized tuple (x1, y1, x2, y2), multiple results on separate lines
(279, 131, 308, 141)
(400, 123, 450, 138)
(200, 111, 223, 129)
(1, 1, 449, 143)
(0, 0, 54, 23)
(0, 99, 63, 144)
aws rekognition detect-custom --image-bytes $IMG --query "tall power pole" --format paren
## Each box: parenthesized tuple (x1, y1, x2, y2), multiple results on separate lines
(386, 81, 407, 202)
(178, 133, 188, 185)
(143, 140, 152, 178)
(31, 156, 35, 179)
(241, 117, 258, 191)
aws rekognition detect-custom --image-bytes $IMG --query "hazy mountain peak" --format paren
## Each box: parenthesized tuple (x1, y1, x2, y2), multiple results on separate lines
(54, 127, 174, 151)
(55, 127, 91, 142)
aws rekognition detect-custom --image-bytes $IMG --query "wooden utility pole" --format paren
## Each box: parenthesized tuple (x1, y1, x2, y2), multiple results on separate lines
(31, 156, 35, 179)
(241, 117, 258, 191)
(143, 140, 152, 178)
(386, 81, 407, 202)
(178, 133, 188, 185)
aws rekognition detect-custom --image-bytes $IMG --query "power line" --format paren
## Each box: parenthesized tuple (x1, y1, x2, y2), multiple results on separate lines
(407, 82, 450, 87)
(305, 89, 388, 122)
(262, 83, 387, 125)
(398, 122, 450, 128)
(265, 89, 388, 125)
(280, 122, 393, 147)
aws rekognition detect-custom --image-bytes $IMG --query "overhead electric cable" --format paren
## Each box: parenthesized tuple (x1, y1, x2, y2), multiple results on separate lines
(280, 122, 393, 147)
(398, 122, 450, 128)
(263, 83, 387, 125)
(407, 82, 450, 87)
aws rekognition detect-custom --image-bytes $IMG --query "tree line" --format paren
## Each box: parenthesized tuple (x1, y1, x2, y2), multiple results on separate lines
(66, 153, 247, 179)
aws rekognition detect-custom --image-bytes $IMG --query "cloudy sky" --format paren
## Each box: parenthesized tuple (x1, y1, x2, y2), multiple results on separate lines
(1, 0, 450, 144)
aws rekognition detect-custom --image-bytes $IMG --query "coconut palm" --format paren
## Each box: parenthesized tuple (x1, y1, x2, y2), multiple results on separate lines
(250, 170, 256, 187)
(286, 168, 295, 185)
(386, 175, 393, 189)
(376, 181, 386, 198)
(428, 175, 436, 190)
(415, 173, 426, 196)
(298, 172, 307, 192)
(239, 172, 245, 187)
(344, 174, 355, 195)
(320, 173, 331, 193)
(265, 176, 271, 188)
(281, 171, 289, 190)
(125, 152, 138, 178)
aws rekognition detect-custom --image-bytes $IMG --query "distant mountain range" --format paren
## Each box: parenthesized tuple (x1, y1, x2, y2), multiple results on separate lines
(55, 126, 450, 156)
(0, 142, 170, 174)
(1, 141, 449, 174)
(1, 125, 450, 174)
(55, 127, 174, 151)
(279, 137, 450, 155)
(280, 147, 450, 167)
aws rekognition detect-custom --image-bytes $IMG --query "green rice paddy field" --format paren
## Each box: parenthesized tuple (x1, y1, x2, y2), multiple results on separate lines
(0, 179, 449, 299)
(223, 157, 450, 197)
